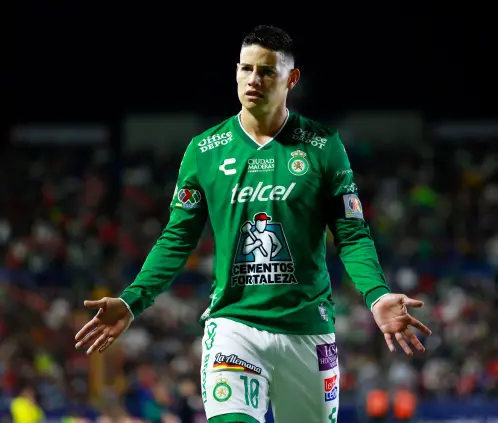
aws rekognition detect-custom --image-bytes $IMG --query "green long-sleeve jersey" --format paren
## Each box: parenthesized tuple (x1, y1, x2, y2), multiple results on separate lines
(120, 110, 390, 334)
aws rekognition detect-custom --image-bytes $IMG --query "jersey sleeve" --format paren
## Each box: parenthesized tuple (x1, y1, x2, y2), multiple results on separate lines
(120, 140, 208, 318)
(324, 131, 391, 310)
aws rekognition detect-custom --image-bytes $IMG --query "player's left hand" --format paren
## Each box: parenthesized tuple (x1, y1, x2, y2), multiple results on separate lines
(372, 293, 432, 356)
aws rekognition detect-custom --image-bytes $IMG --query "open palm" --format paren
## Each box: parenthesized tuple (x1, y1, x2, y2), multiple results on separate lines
(372, 293, 432, 356)
(75, 297, 133, 355)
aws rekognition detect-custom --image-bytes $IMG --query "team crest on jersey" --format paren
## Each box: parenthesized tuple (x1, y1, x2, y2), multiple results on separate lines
(213, 376, 232, 402)
(288, 150, 309, 176)
(232, 212, 298, 287)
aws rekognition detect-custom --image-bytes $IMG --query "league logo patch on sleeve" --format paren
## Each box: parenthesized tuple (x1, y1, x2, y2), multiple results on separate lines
(176, 188, 202, 209)
(343, 194, 364, 219)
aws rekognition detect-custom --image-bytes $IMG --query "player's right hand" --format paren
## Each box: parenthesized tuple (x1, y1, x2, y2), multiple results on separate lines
(75, 297, 132, 355)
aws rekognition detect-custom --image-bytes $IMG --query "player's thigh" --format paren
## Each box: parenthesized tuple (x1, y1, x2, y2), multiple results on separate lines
(271, 333, 340, 423)
(201, 317, 271, 423)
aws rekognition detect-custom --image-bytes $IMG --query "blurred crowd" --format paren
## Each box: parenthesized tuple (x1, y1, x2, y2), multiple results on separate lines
(0, 131, 497, 422)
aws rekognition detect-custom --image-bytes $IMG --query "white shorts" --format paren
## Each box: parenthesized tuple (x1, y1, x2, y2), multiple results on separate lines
(200, 317, 340, 423)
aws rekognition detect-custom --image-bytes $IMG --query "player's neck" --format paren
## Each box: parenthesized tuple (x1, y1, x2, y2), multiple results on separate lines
(239, 106, 288, 145)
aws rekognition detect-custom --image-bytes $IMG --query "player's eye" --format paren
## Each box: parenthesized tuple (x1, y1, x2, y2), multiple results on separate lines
(263, 69, 276, 76)
(240, 66, 252, 72)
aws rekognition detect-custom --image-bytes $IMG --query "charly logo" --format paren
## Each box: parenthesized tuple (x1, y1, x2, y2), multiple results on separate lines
(288, 150, 309, 176)
(219, 158, 237, 175)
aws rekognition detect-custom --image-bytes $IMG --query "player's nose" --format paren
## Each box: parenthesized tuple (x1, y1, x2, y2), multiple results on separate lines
(247, 71, 262, 86)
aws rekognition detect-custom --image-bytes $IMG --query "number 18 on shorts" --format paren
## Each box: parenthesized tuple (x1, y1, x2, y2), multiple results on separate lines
(203, 351, 269, 422)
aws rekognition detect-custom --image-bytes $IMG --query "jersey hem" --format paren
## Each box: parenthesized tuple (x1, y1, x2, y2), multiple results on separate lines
(211, 315, 336, 336)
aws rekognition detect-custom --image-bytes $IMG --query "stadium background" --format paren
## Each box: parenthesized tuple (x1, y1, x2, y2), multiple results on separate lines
(5, 10, 498, 423)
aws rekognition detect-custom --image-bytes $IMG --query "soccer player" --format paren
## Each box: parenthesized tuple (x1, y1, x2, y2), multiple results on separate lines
(75, 25, 432, 423)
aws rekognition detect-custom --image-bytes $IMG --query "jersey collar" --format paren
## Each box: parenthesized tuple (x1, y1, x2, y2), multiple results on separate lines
(235, 109, 291, 150)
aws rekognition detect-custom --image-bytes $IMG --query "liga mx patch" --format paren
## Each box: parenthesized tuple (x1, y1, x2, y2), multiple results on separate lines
(343, 194, 364, 219)
(176, 188, 202, 209)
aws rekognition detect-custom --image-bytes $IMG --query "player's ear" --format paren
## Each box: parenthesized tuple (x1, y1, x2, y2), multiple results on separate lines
(288, 68, 300, 90)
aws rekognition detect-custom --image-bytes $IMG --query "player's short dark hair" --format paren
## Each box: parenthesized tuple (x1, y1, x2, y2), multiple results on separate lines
(242, 25, 295, 64)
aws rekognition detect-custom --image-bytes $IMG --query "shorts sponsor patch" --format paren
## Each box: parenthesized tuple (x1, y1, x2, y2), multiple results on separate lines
(324, 376, 338, 402)
(213, 353, 262, 375)
(316, 343, 338, 371)
(343, 194, 363, 219)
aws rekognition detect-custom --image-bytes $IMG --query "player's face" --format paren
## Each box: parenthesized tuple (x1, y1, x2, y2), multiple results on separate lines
(237, 45, 299, 114)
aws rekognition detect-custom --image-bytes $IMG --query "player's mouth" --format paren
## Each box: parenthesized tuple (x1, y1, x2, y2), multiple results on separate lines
(245, 90, 264, 100)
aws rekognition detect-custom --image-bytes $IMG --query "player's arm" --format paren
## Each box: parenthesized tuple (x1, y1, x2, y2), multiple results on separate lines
(75, 140, 207, 355)
(119, 140, 208, 318)
(324, 131, 390, 310)
(325, 133, 431, 355)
